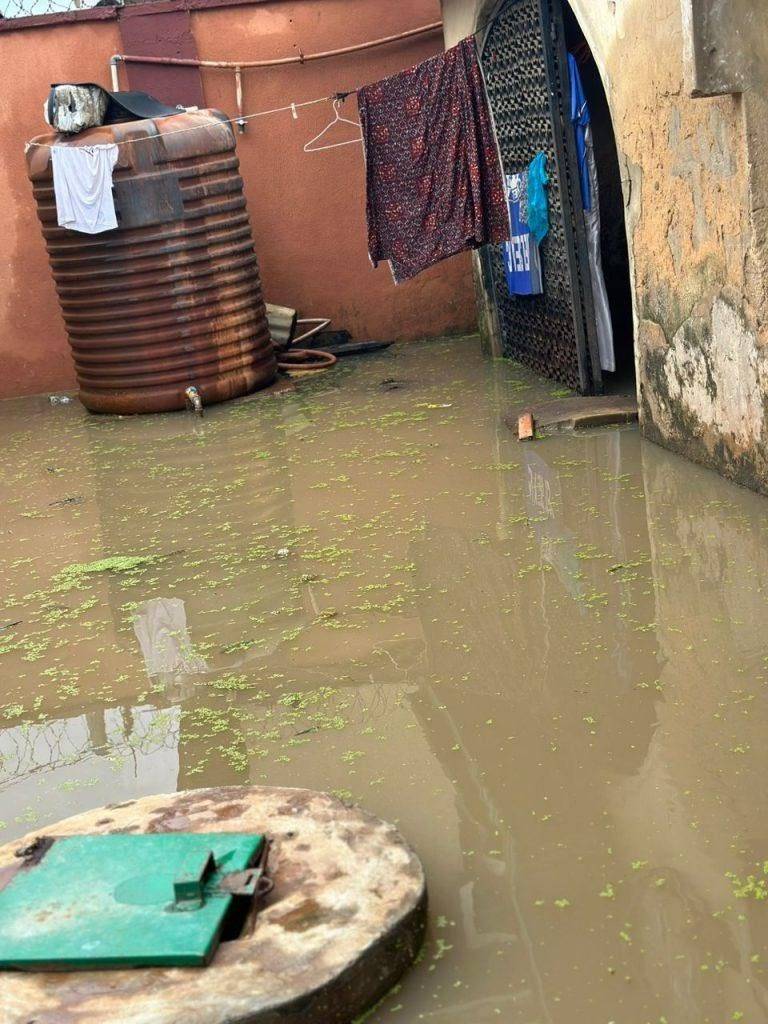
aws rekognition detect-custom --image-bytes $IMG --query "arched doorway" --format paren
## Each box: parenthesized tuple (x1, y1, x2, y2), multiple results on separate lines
(479, 0, 635, 394)
(561, 3, 635, 388)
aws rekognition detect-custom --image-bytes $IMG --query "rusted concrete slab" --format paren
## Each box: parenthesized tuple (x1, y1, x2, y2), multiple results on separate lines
(0, 786, 427, 1024)
(508, 395, 638, 437)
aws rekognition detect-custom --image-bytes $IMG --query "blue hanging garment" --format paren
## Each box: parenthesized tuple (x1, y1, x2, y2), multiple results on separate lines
(568, 53, 592, 212)
(527, 152, 549, 244)
(503, 171, 543, 296)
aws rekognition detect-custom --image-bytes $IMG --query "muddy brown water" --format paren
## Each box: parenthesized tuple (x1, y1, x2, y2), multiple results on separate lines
(1, 337, 767, 1023)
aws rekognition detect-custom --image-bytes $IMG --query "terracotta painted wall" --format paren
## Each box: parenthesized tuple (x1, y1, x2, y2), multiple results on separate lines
(0, 18, 123, 398)
(0, 0, 476, 401)
(189, 0, 474, 348)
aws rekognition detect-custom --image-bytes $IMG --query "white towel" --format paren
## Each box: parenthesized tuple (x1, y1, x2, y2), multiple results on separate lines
(51, 143, 119, 235)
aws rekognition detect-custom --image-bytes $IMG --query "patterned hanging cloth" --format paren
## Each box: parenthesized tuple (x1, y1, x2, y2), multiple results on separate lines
(358, 36, 509, 284)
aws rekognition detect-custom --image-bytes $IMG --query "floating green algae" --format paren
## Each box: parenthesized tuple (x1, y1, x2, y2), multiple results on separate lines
(4, 335, 768, 1024)
(51, 555, 162, 592)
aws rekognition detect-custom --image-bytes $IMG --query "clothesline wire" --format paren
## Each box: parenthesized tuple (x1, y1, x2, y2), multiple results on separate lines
(24, 93, 348, 152)
(24, 32, 488, 154)
(25, 33, 488, 153)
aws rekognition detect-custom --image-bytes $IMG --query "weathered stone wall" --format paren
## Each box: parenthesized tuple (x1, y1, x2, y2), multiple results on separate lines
(442, 0, 768, 495)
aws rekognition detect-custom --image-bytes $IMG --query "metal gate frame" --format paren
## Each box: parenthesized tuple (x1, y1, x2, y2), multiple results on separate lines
(479, 0, 603, 394)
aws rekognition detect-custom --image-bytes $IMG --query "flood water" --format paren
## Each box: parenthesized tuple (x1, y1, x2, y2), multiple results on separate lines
(1, 336, 768, 1023)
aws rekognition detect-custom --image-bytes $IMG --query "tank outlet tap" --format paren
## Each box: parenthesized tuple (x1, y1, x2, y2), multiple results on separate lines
(185, 386, 204, 417)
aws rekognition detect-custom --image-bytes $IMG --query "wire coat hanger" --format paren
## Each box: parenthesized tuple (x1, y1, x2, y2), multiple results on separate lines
(303, 96, 362, 153)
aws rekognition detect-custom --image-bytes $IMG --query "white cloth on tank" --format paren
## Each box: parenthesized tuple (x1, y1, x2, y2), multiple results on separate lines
(51, 143, 119, 234)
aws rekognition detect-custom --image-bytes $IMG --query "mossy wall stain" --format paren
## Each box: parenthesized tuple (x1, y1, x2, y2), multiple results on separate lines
(568, 0, 768, 494)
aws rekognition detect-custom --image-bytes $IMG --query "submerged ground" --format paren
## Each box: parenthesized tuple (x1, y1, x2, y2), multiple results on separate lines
(1, 336, 767, 1022)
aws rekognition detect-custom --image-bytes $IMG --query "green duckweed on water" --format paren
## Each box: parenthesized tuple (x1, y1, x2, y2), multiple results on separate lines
(0, 336, 767, 1022)
(52, 555, 164, 592)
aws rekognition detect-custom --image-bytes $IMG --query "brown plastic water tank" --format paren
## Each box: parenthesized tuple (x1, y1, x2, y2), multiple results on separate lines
(26, 110, 277, 414)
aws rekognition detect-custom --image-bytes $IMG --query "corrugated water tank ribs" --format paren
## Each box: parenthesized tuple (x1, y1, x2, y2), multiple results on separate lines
(26, 110, 276, 414)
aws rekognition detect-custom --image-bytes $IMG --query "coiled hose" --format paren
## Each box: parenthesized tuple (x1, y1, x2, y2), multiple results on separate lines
(277, 318, 337, 372)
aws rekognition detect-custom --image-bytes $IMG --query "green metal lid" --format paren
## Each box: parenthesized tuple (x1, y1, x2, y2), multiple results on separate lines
(0, 832, 266, 970)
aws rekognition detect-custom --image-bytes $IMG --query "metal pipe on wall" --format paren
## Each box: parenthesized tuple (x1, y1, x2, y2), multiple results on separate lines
(110, 20, 443, 76)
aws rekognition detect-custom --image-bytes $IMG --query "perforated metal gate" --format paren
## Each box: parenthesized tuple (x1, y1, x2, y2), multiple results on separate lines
(480, 0, 601, 393)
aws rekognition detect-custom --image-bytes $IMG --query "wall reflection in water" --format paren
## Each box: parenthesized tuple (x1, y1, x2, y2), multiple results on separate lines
(394, 426, 768, 1023)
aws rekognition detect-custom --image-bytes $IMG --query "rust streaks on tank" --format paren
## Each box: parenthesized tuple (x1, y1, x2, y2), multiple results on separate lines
(25, 111, 276, 414)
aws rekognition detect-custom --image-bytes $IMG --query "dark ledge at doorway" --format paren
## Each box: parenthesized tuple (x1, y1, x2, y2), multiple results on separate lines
(506, 395, 639, 436)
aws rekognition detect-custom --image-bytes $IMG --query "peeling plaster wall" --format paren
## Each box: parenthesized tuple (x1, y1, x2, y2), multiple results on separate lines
(442, 0, 768, 495)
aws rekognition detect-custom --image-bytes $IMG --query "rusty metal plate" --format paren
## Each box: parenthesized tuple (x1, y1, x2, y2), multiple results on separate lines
(114, 173, 184, 228)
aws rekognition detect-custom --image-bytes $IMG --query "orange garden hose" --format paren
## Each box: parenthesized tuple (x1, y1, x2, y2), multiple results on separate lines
(277, 349, 337, 372)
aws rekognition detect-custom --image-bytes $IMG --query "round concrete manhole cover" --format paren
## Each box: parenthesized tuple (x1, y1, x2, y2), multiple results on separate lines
(0, 786, 427, 1024)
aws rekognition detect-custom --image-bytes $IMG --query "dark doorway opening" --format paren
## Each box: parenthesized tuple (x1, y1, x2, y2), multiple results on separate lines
(561, 4, 636, 391)
(479, 0, 636, 396)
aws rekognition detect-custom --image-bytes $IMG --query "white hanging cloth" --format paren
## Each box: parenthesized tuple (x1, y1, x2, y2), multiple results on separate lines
(51, 143, 119, 235)
(584, 126, 615, 374)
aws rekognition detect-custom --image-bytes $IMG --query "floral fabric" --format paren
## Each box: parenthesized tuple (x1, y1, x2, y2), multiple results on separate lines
(358, 36, 509, 284)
